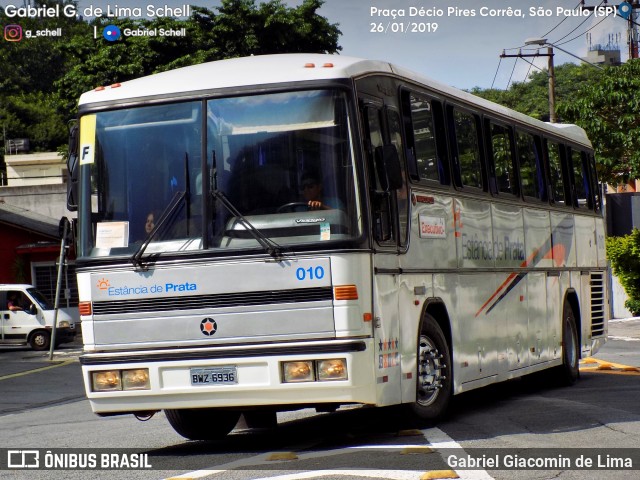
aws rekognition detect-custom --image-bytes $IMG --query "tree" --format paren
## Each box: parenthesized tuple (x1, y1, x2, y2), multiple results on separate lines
(607, 229, 640, 316)
(558, 59, 640, 185)
(471, 63, 600, 122)
(1, 0, 341, 167)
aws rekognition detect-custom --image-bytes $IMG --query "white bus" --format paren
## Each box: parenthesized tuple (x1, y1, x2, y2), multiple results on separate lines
(69, 54, 608, 440)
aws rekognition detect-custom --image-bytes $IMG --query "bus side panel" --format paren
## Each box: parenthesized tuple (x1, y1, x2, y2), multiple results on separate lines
(595, 219, 607, 268)
(449, 273, 499, 386)
(574, 216, 597, 268)
(372, 263, 402, 406)
(529, 272, 554, 364)
(523, 208, 553, 269)
(455, 199, 493, 269)
(398, 272, 434, 404)
(550, 212, 576, 268)
(491, 203, 526, 375)
(544, 274, 568, 359)
(403, 192, 456, 270)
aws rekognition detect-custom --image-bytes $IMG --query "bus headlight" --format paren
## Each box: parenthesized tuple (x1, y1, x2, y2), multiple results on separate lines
(317, 359, 347, 381)
(282, 361, 315, 383)
(57, 321, 70, 328)
(122, 369, 150, 390)
(91, 369, 150, 391)
(92, 371, 121, 391)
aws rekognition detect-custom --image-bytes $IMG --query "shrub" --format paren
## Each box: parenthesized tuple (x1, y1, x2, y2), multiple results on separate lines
(606, 229, 640, 316)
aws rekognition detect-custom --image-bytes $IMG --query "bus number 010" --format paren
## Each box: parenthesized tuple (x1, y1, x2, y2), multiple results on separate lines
(296, 266, 325, 281)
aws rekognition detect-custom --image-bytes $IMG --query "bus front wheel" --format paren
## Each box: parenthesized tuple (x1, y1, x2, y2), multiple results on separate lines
(165, 408, 241, 441)
(408, 316, 452, 422)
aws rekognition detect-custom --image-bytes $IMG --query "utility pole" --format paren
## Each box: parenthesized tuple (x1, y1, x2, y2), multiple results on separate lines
(500, 48, 556, 123)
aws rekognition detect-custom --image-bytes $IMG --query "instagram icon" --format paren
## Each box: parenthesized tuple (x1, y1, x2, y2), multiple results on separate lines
(4, 24, 23, 42)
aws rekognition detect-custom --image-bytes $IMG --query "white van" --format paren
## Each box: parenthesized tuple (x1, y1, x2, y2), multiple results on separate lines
(0, 284, 76, 350)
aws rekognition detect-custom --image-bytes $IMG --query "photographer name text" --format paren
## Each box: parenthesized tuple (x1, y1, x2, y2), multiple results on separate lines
(3, 4, 190, 19)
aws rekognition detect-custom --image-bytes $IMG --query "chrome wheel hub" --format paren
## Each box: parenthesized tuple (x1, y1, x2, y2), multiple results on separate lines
(417, 334, 446, 406)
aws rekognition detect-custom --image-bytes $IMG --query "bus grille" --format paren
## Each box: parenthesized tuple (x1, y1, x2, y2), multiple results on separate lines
(92, 286, 333, 316)
(590, 272, 606, 337)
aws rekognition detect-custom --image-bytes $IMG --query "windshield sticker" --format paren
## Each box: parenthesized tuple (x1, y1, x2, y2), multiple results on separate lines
(320, 222, 331, 241)
(96, 222, 130, 249)
(79, 114, 97, 165)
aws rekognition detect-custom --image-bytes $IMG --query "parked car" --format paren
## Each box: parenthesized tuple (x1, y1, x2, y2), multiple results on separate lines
(0, 284, 76, 350)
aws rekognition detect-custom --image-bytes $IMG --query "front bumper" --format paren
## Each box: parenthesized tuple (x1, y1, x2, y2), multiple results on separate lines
(80, 339, 376, 414)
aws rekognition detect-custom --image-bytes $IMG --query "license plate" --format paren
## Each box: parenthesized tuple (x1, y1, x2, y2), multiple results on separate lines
(190, 366, 237, 386)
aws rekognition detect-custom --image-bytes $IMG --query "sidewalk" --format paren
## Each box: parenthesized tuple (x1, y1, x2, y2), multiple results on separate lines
(607, 316, 640, 341)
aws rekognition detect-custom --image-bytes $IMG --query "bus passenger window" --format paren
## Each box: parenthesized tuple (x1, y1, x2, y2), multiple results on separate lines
(517, 131, 545, 201)
(571, 149, 589, 209)
(408, 94, 439, 182)
(490, 123, 516, 196)
(547, 141, 566, 205)
(453, 109, 482, 189)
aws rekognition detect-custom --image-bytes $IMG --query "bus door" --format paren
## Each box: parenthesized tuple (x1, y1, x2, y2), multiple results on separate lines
(359, 96, 408, 406)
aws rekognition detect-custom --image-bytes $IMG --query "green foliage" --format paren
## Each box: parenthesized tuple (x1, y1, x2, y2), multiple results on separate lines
(606, 229, 640, 316)
(558, 59, 640, 185)
(473, 60, 640, 185)
(471, 63, 600, 121)
(0, 0, 341, 158)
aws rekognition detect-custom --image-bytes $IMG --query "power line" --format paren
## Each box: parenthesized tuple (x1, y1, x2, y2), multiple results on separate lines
(541, 1, 584, 38)
(490, 56, 503, 89)
(506, 57, 519, 89)
(552, 1, 605, 44)
(555, 14, 611, 46)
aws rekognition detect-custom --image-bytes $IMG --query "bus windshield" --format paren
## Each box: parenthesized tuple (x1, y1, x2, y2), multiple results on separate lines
(82, 89, 361, 259)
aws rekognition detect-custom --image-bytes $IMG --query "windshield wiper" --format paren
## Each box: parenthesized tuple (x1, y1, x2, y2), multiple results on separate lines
(210, 151, 286, 260)
(131, 190, 186, 269)
(131, 153, 191, 269)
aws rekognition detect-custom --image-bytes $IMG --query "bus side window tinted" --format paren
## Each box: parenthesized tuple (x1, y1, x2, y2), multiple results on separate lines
(387, 108, 410, 247)
(490, 122, 517, 196)
(452, 109, 482, 189)
(570, 149, 590, 210)
(516, 131, 546, 201)
(406, 93, 439, 182)
(547, 140, 566, 205)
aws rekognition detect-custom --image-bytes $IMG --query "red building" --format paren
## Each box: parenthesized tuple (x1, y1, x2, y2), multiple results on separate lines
(0, 202, 77, 307)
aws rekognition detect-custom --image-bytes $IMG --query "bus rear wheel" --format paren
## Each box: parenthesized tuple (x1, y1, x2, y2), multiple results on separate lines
(556, 303, 579, 385)
(164, 408, 240, 440)
(408, 316, 452, 422)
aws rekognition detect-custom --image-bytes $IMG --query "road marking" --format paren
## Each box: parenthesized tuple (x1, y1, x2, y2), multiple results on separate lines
(163, 427, 494, 480)
(421, 428, 494, 480)
(580, 358, 640, 374)
(0, 360, 75, 381)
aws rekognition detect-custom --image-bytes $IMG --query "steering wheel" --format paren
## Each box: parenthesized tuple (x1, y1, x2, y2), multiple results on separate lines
(276, 202, 309, 213)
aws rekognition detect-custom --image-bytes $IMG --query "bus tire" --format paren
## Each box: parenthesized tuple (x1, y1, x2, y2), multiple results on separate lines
(29, 330, 51, 351)
(556, 303, 580, 385)
(408, 315, 452, 422)
(164, 408, 240, 440)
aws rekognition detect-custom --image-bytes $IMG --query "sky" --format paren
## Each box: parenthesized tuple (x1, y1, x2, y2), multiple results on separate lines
(1, 0, 633, 89)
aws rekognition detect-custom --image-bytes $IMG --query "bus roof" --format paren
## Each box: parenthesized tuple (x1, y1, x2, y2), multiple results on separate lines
(79, 53, 591, 148)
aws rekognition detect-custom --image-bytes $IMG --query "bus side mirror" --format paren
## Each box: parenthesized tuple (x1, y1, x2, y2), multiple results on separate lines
(28, 304, 37, 316)
(374, 145, 403, 192)
(66, 122, 79, 212)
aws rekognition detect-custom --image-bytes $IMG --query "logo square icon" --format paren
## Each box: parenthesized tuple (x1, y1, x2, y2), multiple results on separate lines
(4, 25, 23, 42)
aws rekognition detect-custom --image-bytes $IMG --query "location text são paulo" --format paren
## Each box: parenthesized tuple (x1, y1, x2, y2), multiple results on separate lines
(371, 6, 618, 19)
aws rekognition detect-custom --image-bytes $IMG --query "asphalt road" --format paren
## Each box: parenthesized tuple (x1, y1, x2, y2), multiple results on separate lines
(1, 319, 639, 480)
